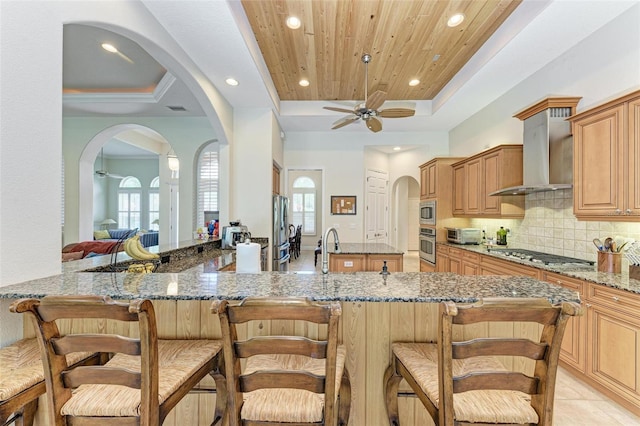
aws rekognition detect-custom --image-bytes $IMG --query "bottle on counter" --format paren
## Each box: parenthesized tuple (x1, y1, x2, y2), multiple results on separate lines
(497, 227, 507, 245)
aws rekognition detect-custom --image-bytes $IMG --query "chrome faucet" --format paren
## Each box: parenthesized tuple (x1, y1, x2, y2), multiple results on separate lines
(321, 227, 341, 274)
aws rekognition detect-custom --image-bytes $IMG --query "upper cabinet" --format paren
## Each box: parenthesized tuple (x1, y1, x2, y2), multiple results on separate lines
(451, 145, 525, 218)
(570, 90, 640, 220)
(419, 157, 463, 200)
(272, 163, 281, 195)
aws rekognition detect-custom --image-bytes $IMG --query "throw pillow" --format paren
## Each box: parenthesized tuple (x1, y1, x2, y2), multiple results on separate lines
(94, 230, 111, 240)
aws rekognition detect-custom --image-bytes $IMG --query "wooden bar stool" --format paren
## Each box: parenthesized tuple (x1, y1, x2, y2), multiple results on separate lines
(384, 298, 581, 426)
(10, 295, 227, 425)
(212, 297, 351, 426)
(0, 338, 101, 426)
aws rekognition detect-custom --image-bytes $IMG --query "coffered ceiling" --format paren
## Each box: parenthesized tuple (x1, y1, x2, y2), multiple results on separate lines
(62, 0, 638, 138)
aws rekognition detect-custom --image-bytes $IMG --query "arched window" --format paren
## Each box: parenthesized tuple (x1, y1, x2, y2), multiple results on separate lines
(292, 176, 316, 234)
(118, 177, 141, 229)
(149, 177, 159, 230)
(196, 142, 219, 227)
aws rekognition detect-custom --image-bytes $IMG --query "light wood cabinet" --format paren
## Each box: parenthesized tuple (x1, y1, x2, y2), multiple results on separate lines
(436, 245, 449, 272)
(570, 90, 640, 220)
(543, 271, 586, 373)
(272, 164, 280, 195)
(419, 259, 435, 272)
(479, 255, 540, 279)
(448, 247, 479, 275)
(585, 283, 640, 412)
(329, 253, 403, 272)
(451, 145, 525, 218)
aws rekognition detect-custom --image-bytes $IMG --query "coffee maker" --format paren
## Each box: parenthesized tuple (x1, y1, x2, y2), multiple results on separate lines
(221, 221, 251, 249)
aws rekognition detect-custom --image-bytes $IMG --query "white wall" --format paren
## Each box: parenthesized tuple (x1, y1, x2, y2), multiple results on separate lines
(450, 4, 640, 157)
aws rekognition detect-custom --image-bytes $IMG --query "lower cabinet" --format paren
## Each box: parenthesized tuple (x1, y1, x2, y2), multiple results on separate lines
(584, 283, 640, 413)
(543, 271, 586, 373)
(329, 253, 403, 272)
(419, 260, 435, 272)
(479, 256, 540, 278)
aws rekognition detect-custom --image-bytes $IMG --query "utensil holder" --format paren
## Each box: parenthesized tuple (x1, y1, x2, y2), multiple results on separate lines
(630, 265, 640, 280)
(597, 251, 621, 273)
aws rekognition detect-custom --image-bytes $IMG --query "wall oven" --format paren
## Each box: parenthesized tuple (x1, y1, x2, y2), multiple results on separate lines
(419, 200, 436, 226)
(419, 227, 436, 265)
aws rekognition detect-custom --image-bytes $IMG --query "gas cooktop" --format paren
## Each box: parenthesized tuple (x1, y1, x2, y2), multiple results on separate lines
(487, 248, 595, 266)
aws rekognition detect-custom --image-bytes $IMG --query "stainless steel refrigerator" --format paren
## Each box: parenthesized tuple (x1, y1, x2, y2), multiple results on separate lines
(272, 195, 290, 271)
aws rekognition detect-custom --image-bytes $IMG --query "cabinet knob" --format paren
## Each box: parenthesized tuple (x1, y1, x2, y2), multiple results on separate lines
(615, 209, 622, 215)
(586, 303, 592, 308)
(612, 296, 619, 302)
(557, 280, 562, 285)
(626, 209, 633, 215)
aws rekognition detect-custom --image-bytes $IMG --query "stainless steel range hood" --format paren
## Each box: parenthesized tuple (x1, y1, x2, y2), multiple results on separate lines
(489, 97, 582, 196)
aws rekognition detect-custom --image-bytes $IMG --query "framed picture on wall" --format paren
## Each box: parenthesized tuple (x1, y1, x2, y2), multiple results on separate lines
(331, 196, 356, 215)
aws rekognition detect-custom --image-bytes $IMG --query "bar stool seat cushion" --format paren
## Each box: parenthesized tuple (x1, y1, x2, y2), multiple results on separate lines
(391, 342, 539, 425)
(0, 338, 93, 401)
(61, 339, 222, 417)
(241, 345, 347, 423)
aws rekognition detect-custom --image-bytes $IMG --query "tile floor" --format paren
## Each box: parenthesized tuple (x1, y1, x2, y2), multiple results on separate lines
(287, 249, 640, 425)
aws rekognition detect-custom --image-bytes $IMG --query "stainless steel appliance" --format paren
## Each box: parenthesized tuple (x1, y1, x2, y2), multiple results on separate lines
(272, 195, 290, 271)
(419, 227, 436, 265)
(419, 200, 436, 226)
(446, 228, 482, 245)
(221, 224, 250, 249)
(486, 248, 594, 266)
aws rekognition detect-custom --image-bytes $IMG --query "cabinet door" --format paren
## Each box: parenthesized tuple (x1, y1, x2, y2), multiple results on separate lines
(465, 158, 481, 215)
(448, 257, 461, 274)
(587, 303, 640, 408)
(479, 256, 540, 279)
(544, 272, 586, 372)
(368, 254, 403, 272)
(272, 165, 280, 195)
(482, 150, 501, 214)
(329, 254, 366, 272)
(420, 164, 430, 199)
(452, 164, 466, 215)
(628, 97, 640, 216)
(420, 260, 435, 272)
(426, 161, 437, 199)
(573, 105, 625, 218)
(436, 253, 449, 272)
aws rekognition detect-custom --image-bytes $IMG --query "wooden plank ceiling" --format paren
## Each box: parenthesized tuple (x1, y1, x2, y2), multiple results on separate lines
(241, 0, 521, 102)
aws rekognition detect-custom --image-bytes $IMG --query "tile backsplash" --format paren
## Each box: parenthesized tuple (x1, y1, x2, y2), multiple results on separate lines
(470, 189, 640, 263)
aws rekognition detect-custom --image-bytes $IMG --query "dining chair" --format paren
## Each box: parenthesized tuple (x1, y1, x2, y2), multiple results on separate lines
(384, 297, 581, 426)
(212, 297, 351, 426)
(10, 295, 227, 425)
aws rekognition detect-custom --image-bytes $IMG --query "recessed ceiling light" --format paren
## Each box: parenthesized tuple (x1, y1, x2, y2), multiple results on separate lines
(101, 43, 118, 53)
(409, 79, 420, 86)
(286, 16, 301, 29)
(447, 13, 465, 27)
(299, 79, 310, 87)
(225, 78, 239, 86)
(393, 146, 401, 151)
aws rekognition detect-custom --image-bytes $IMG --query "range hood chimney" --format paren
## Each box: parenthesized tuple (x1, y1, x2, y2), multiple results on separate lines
(489, 97, 582, 196)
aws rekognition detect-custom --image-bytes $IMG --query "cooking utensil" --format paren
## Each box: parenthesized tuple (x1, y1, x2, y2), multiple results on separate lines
(593, 238, 603, 252)
(617, 241, 629, 252)
(603, 237, 613, 252)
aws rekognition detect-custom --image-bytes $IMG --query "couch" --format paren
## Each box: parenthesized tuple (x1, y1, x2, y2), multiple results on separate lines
(94, 228, 159, 248)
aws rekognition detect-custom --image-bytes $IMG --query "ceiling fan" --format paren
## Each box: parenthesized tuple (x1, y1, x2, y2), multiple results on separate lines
(323, 53, 416, 133)
(95, 148, 125, 179)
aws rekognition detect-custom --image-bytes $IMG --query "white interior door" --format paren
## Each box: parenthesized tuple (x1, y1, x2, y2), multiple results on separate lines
(365, 169, 388, 243)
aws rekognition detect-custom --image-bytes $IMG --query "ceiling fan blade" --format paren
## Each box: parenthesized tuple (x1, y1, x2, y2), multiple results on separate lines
(366, 117, 383, 133)
(323, 106, 356, 114)
(108, 174, 125, 179)
(377, 108, 416, 118)
(365, 90, 387, 111)
(331, 116, 359, 130)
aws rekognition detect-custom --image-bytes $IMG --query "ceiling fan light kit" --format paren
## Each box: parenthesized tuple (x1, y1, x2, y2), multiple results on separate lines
(323, 53, 415, 133)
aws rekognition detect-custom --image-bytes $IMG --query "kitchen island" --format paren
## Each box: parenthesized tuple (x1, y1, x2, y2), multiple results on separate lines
(327, 242, 405, 272)
(0, 269, 578, 426)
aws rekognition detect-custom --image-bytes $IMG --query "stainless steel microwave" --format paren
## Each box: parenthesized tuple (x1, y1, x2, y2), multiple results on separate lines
(419, 200, 436, 226)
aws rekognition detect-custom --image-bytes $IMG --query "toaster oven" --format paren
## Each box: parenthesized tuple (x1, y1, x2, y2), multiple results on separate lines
(446, 228, 482, 245)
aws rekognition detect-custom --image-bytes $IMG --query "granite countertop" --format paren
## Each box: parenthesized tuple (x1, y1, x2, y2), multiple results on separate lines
(439, 242, 640, 294)
(0, 271, 578, 305)
(329, 242, 404, 255)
